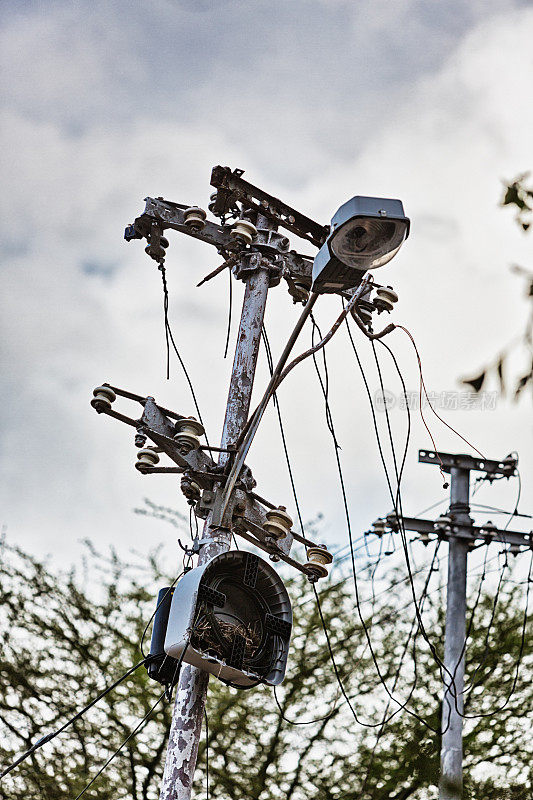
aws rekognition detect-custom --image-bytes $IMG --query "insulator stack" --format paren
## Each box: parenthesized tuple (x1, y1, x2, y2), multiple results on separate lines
(264, 506, 293, 540)
(183, 207, 207, 231)
(91, 385, 116, 412)
(174, 417, 205, 454)
(231, 219, 257, 245)
(374, 286, 398, 313)
(371, 518, 387, 537)
(136, 448, 160, 471)
(181, 475, 202, 504)
(304, 544, 333, 580)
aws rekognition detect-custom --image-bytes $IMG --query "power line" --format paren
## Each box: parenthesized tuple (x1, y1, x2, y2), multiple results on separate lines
(0, 658, 149, 780)
(72, 644, 190, 799)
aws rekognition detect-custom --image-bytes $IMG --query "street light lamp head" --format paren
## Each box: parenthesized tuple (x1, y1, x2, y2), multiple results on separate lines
(311, 196, 410, 294)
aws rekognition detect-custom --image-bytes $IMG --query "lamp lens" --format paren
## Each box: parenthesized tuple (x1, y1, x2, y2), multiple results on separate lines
(330, 217, 407, 269)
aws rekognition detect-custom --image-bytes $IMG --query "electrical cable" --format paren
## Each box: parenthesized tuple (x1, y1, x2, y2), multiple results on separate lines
(72, 691, 166, 800)
(395, 324, 485, 462)
(461, 547, 533, 720)
(261, 325, 305, 535)
(342, 314, 471, 730)
(71, 644, 189, 800)
(224, 268, 232, 359)
(159, 263, 211, 450)
(375, 332, 531, 721)
(204, 708, 210, 800)
(359, 540, 441, 797)
(0, 658, 148, 780)
(272, 683, 340, 726)
(310, 316, 440, 731)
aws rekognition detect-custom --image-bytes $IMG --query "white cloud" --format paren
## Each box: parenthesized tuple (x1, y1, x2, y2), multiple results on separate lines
(1, 0, 532, 570)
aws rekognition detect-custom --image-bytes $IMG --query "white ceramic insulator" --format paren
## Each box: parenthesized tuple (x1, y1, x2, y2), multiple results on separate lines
(264, 507, 293, 540)
(230, 219, 257, 245)
(376, 287, 398, 305)
(136, 448, 160, 467)
(91, 385, 116, 409)
(183, 207, 207, 230)
(174, 417, 205, 452)
(305, 545, 333, 579)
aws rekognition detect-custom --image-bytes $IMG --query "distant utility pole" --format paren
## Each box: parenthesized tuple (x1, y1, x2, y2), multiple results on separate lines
(377, 449, 531, 800)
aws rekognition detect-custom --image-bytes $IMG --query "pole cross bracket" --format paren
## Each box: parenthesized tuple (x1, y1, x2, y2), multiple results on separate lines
(418, 449, 518, 477)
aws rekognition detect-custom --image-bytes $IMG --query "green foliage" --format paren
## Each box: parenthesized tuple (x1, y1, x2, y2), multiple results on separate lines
(0, 541, 531, 800)
(461, 176, 533, 401)
(501, 173, 533, 231)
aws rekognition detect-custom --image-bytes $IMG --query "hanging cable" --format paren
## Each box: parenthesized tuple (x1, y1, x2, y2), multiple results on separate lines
(0, 658, 149, 779)
(224, 268, 233, 359)
(262, 325, 305, 535)
(204, 708, 210, 800)
(159, 263, 211, 450)
(359, 540, 441, 797)
(310, 316, 441, 731)
(72, 643, 190, 800)
(343, 316, 459, 712)
(396, 324, 486, 461)
(73, 690, 167, 800)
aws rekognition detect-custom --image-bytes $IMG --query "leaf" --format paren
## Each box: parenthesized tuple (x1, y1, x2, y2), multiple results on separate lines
(496, 357, 505, 395)
(514, 365, 533, 399)
(462, 371, 486, 393)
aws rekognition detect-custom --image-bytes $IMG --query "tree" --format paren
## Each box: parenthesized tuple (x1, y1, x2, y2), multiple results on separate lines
(462, 174, 533, 401)
(0, 521, 531, 799)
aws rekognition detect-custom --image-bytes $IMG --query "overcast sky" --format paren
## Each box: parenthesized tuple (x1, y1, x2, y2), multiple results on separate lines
(1, 0, 532, 576)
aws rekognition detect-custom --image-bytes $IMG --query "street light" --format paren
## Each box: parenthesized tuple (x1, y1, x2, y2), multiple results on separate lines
(311, 196, 410, 294)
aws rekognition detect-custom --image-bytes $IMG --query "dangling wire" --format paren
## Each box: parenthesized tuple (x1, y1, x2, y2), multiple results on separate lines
(158, 262, 211, 449)
(224, 268, 233, 359)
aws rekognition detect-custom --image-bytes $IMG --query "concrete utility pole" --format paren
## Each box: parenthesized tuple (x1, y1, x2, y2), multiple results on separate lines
(386, 449, 531, 800)
(159, 216, 274, 800)
(439, 466, 469, 800)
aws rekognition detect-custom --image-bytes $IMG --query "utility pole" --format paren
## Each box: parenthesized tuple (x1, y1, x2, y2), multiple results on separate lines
(373, 449, 531, 800)
(159, 219, 273, 800)
(440, 465, 469, 800)
(92, 166, 411, 799)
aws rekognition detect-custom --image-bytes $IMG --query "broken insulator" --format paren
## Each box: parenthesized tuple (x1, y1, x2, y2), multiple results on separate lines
(173, 417, 205, 454)
(91, 385, 116, 412)
(136, 448, 160, 471)
(231, 219, 257, 246)
(304, 544, 333, 581)
(374, 286, 398, 313)
(181, 475, 201, 504)
(264, 506, 293, 540)
(183, 207, 207, 231)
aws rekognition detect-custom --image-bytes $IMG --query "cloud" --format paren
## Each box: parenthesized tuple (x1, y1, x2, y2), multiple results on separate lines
(1, 0, 532, 568)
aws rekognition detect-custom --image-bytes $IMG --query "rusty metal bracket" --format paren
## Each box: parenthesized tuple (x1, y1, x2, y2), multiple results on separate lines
(90, 384, 220, 490)
(210, 166, 330, 248)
